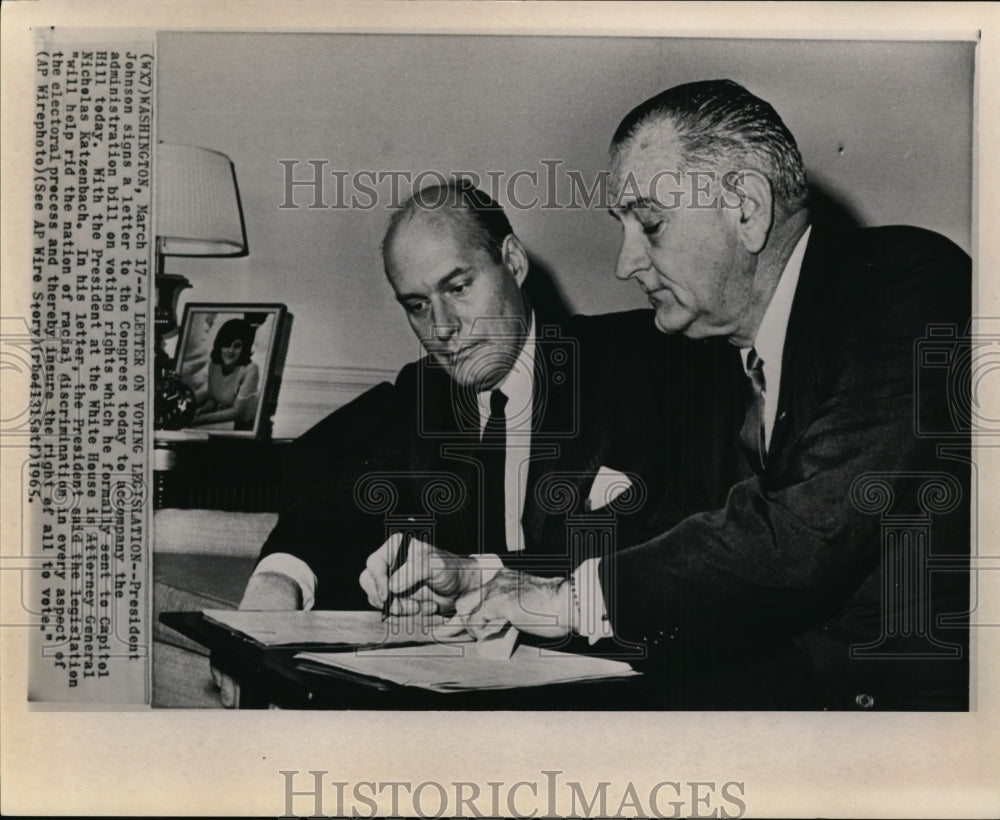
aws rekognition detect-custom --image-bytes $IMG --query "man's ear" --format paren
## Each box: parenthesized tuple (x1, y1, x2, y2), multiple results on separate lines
(732, 170, 773, 254)
(502, 234, 529, 286)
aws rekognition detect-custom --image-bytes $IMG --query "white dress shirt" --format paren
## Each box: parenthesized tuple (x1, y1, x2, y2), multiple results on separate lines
(739, 225, 811, 449)
(476, 313, 536, 552)
(252, 314, 539, 609)
(572, 226, 813, 645)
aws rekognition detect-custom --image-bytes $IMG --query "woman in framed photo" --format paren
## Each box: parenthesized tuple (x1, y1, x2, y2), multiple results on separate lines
(189, 317, 261, 430)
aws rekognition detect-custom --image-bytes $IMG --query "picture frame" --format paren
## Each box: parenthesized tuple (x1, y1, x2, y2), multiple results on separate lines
(171, 302, 290, 439)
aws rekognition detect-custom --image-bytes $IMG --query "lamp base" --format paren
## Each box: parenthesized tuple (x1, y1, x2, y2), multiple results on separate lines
(153, 272, 194, 430)
(154, 367, 197, 430)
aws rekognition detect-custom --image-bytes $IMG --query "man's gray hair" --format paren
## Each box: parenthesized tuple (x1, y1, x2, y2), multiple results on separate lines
(611, 79, 809, 213)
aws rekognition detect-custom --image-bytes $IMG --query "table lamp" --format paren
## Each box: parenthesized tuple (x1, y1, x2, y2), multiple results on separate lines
(154, 143, 247, 429)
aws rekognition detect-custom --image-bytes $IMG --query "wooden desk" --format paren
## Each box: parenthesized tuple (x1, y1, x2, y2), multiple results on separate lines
(153, 438, 293, 511)
(160, 611, 659, 710)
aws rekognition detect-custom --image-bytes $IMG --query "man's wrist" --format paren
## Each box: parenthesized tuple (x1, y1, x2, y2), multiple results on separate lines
(572, 558, 613, 644)
(252, 553, 316, 610)
(240, 571, 303, 610)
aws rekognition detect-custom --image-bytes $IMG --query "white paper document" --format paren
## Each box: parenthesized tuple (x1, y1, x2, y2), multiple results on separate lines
(294, 643, 640, 692)
(202, 609, 472, 648)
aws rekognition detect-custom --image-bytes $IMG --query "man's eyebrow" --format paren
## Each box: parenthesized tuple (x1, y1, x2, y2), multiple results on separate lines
(394, 266, 471, 303)
(625, 196, 656, 212)
(437, 266, 472, 288)
(609, 196, 655, 217)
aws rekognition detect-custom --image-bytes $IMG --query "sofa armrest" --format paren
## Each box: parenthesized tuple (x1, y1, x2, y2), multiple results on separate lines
(153, 508, 278, 653)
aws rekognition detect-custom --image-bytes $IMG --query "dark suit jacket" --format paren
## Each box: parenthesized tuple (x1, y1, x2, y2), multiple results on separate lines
(603, 225, 972, 710)
(259, 309, 743, 611)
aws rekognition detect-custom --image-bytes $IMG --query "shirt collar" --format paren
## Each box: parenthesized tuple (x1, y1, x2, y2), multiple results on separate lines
(478, 312, 536, 431)
(742, 225, 812, 373)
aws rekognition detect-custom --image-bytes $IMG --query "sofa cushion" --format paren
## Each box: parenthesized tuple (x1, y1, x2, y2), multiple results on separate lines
(154, 508, 278, 557)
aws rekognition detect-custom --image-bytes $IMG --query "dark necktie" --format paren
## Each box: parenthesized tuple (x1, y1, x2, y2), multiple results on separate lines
(481, 389, 508, 553)
(739, 348, 767, 474)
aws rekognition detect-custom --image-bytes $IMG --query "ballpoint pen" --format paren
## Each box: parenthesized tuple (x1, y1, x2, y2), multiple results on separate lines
(381, 532, 411, 621)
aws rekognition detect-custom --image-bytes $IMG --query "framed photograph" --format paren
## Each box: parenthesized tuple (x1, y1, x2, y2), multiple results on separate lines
(173, 302, 290, 439)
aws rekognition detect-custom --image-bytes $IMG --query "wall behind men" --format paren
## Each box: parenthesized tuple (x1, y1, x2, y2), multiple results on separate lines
(156, 33, 973, 435)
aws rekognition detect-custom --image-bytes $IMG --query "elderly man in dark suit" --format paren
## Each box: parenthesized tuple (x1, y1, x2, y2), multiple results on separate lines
(373, 81, 971, 710)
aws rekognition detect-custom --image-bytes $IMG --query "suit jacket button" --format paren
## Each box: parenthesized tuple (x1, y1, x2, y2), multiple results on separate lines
(855, 693, 875, 709)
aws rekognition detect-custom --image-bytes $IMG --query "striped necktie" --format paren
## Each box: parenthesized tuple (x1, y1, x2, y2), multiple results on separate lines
(739, 348, 767, 474)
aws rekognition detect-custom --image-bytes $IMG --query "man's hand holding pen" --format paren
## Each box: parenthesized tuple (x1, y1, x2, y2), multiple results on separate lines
(360, 533, 484, 616)
(360, 536, 573, 641)
(380, 533, 411, 620)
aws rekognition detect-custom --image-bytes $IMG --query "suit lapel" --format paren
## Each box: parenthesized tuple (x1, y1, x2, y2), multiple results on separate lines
(768, 224, 837, 464)
(522, 316, 585, 552)
(409, 362, 482, 551)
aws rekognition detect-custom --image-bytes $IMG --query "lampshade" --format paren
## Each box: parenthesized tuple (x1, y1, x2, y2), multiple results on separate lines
(155, 143, 247, 257)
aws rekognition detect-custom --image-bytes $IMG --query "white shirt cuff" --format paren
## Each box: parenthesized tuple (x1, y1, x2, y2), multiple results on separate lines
(573, 558, 614, 645)
(473, 553, 505, 585)
(252, 553, 318, 611)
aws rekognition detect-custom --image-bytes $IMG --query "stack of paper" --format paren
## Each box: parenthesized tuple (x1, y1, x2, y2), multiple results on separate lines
(294, 643, 640, 692)
(202, 610, 639, 692)
(202, 609, 471, 648)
